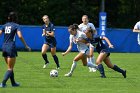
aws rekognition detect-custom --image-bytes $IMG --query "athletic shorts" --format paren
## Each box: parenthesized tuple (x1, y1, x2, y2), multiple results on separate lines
(2, 42, 17, 58)
(99, 49, 110, 57)
(44, 37, 57, 48)
(79, 48, 90, 55)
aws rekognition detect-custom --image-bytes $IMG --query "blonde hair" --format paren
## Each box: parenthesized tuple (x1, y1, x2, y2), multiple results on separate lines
(42, 15, 49, 19)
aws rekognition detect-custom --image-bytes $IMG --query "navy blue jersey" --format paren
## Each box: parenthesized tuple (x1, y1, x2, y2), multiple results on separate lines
(0, 22, 20, 43)
(42, 22, 55, 39)
(42, 22, 57, 47)
(0, 22, 20, 57)
(88, 36, 109, 54)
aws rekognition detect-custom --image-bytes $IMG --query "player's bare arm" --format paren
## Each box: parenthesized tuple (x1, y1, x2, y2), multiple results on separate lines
(0, 30, 2, 35)
(133, 29, 140, 32)
(17, 31, 31, 51)
(102, 36, 114, 48)
(62, 42, 73, 56)
(46, 31, 54, 37)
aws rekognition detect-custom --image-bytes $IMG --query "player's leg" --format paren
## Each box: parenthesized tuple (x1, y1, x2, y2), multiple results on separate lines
(41, 44, 49, 68)
(104, 57, 126, 78)
(0, 57, 19, 87)
(96, 53, 108, 78)
(88, 45, 96, 72)
(51, 47, 60, 69)
(65, 52, 84, 77)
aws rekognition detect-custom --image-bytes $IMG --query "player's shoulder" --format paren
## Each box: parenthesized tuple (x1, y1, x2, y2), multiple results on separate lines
(77, 30, 85, 34)
(5, 22, 19, 27)
(94, 35, 101, 39)
(49, 22, 54, 27)
(136, 21, 140, 25)
(88, 23, 94, 26)
(78, 23, 84, 27)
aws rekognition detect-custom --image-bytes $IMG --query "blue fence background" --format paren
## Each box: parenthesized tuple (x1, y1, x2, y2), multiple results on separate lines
(0, 25, 140, 52)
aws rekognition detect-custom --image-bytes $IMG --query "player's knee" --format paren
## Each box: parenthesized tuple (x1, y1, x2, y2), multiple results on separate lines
(96, 60, 101, 65)
(89, 54, 93, 57)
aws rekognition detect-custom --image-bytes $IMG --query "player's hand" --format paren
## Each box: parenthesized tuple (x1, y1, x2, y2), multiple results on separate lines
(46, 31, 50, 36)
(62, 53, 66, 56)
(42, 34, 45, 37)
(109, 45, 114, 48)
(25, 46, 31, 51)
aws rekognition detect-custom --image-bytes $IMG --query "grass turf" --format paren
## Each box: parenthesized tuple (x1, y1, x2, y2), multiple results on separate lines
(0, 52, 140, 93)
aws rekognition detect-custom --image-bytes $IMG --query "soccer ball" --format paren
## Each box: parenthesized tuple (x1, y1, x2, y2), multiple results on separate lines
(50, 69, 58, 77)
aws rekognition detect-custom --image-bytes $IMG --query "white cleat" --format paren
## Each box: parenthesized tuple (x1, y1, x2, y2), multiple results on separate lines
(43, 63, 49, 68)
(91, 68, 97, 72)
(56, 67, 60, 70)
(89, 67, 93, 72)
(64, 72, 72, 77)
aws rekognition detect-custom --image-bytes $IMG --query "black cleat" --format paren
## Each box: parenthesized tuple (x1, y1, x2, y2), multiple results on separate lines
(12, 82, 20, 87)
(101, 75, 106, 78)
(122, 70, 126, 78)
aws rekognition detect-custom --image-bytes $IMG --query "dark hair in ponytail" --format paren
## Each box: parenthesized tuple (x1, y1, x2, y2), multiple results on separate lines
(68, 23, 79, 31)
(8, 11, 18, 22)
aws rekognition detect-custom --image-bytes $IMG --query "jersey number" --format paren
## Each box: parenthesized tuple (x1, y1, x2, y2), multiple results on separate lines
(5, 26, 11, 34)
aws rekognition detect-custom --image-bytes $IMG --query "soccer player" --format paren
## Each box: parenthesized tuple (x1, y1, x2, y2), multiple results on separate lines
(79, 15, 97, 72)
(62, 24, 96, 77)
(85, 28, 126, 78)
(133, 21, 140, 45)
(41, 15, 60, 69)
(0, 12, 31, 87)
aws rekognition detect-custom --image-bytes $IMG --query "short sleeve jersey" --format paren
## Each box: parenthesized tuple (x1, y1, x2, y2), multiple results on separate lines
(88, 36, 108, 53)
(42, 22, 55, 39)
(0, 22, 20, 43)
(69, 30, 88, 52)
(78, 23, 96, 32)
(134, 21, 140, 30)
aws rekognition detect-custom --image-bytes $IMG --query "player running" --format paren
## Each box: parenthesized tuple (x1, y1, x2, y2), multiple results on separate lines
(62, 24, 96, 77)
(85, 28, 126, 78)
(0, 12, 31, 88)
(41, 15, 60, 69)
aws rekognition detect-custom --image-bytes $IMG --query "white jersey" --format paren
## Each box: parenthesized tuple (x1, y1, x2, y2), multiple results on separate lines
(134, 21, 140, 30)
(134, 21, 140, 45)
(69, 30, 89, 54)
(79, 22, 96, 48)
(78, 23, 96, 33)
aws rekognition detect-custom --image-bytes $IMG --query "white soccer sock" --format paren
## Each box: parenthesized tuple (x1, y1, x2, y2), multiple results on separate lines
(90, 56, 95, 65)
(69, 61, 77, 74)
(87, 57, 90, 62)
(87, 62, 96, 68)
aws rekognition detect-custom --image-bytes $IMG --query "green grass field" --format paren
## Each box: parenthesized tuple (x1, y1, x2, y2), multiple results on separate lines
(0, 52, 140, 93)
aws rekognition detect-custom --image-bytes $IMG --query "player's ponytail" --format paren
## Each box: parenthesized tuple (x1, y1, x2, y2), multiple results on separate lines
(73, 24, 79, 30)
(8, 11, 18, 22)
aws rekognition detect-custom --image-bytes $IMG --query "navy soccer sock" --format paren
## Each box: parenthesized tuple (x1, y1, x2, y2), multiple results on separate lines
(98, 64, 106, 77)
(53, 55, 60, 68)
(112, 65, 124, 73)
(42, 54, 49, 64)
(2, 70, 12, 84)
(10, 71, 16, 85)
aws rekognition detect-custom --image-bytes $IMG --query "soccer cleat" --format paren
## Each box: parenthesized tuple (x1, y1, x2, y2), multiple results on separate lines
(64, 72, 72, 77)
(43, 63, 49, 68)
(100, 75, 106, 78)
(0, 83, 6, 88)
(122, 70, 126, 78)
(12, 82, 20, 87)
(91, 68, 97, 72)
(56, 67, 60, 70)
(89, 67, 93, 72)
